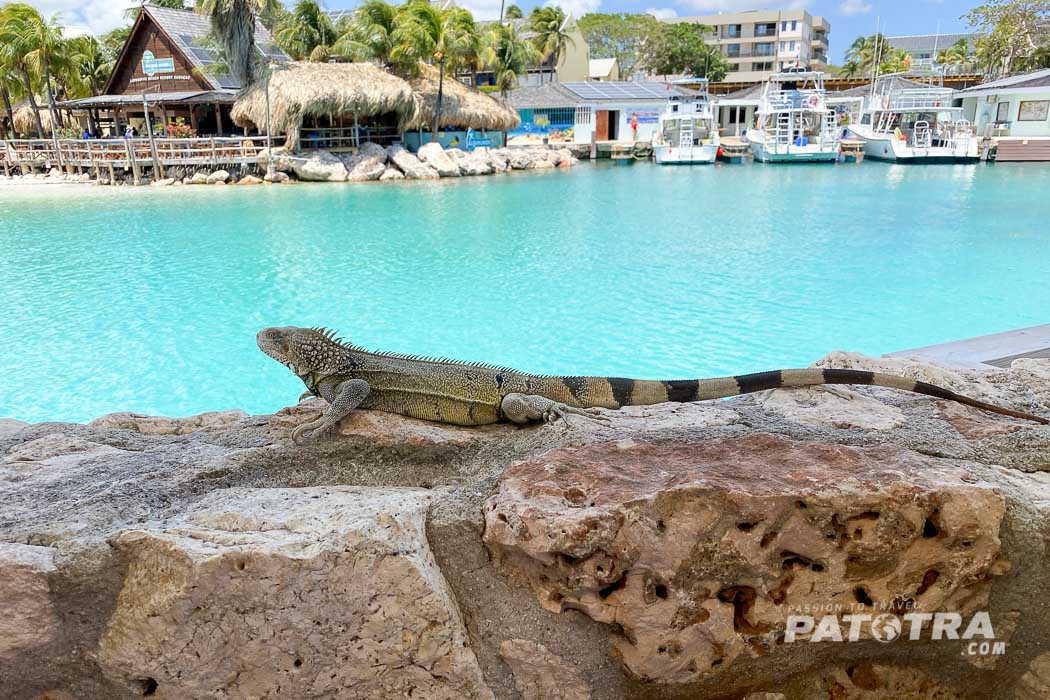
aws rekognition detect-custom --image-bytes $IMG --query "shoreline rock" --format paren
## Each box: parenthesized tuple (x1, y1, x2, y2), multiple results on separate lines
(2, 354, 1048, 698)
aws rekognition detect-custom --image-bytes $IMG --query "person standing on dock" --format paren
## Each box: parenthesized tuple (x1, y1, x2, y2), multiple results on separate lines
(631, 114, 639, 142)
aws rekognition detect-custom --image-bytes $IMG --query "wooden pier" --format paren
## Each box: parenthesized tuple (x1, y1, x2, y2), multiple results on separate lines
(887, 324, 1050, 370)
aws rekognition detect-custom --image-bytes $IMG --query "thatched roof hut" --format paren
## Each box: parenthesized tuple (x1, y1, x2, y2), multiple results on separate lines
(407, 64, 520, 132)
(231, 62, 417, 149)
(13, 100, 53, 136)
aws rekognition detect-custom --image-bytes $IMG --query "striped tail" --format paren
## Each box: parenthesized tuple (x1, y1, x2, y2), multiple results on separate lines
(553, 369, 1048, 425)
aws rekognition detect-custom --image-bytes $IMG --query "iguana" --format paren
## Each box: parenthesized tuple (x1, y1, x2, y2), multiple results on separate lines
(258, 326, 1049, 442)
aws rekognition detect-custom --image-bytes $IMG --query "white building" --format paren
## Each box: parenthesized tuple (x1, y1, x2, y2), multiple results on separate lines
(665, 10, 830, 84)
(507, 81, 679, 143)
(959, 68, 1050, 138)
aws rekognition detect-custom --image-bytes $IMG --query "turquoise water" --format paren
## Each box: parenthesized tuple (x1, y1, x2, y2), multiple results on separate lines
(2, 161, 1049, 423)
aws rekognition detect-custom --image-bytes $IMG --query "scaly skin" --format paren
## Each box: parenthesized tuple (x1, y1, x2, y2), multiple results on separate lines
(257, 326, 1049, 442)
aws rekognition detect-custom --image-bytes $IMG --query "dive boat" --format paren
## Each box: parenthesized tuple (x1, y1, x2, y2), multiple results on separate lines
(652, 81, 720, 164)
(847, 73, 978, 163)
(746, 68, 840, 163)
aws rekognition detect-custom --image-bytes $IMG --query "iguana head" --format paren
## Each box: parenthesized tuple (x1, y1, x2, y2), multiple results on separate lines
(257, 326, 351, 376)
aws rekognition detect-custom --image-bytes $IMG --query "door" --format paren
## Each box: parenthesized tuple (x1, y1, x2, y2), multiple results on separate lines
(595, 110, 609, 141)
(608, 110, 619, 140)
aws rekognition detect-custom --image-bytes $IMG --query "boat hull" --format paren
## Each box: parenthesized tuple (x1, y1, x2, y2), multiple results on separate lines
(653, 144, 718, 164)
(747, 136, 838, 163)
(848, 127, 980, 163)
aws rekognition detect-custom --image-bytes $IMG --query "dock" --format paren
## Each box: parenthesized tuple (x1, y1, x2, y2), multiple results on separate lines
(886, 324, 1050, 370)
(718, 137, 752, 164)
(839, 139, 865, 163)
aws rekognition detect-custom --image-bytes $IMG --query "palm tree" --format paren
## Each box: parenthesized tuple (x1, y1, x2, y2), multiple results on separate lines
(67, 36, 113, 133)
(0, 54, 23, 139)
(481, 22, 541, 98)
(447, 7, 483, 86)
(529, 6, 574, 84)
(3, 4, 66, 133)
(274, 0, 338, 61)
(936, 38, 970, 67)
(195, 0, 281, 87)
(334, 0, 401, 67)
(838, 59, 862, 78)
(504, 5, 524, 20)
(0, 4, 49, 137)
(845, 33, 890, 78)
(394, 0, 471, 136)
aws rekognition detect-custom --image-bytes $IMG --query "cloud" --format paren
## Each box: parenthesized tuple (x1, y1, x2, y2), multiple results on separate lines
(22, 0, 138, 35)
(545, 0, 602, 18)
(454, 0, 506, 21)
(646, 7, 679, 19)
(838, 0, 872, 14)
(680, 0, 809, 11)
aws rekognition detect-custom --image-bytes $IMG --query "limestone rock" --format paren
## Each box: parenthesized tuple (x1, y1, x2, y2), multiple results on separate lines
(98, 487, 493, 699)
(206, 170, 230, 184)
(758, 386, 907, 430)
(499, 639, 590, 700)
(89, 409, 246, 436)
(1015, 652, 1050, 700)
(149, 178, 175, 187)
(799, 664, 965, 699)
(380, 166, 406, 181)
(459, 151, 495, 176)
(236, 174, 263, 185)
(264, 170, 289, 183)
(0, 417, 29, 438)
(255, 147, 294, 172)
(4, 432, 124, 466)
(417, 142, 462, 177)
(387, 145, 439, 180)
(187, 172, 209, 185)
(484, 434, 1006, 683)
(292, 150, 347, 182)
(346, 156, 387, 182)
(508, 149, 533, 170)
(0, 543, 58, 658)
(357, 141, 388, 161)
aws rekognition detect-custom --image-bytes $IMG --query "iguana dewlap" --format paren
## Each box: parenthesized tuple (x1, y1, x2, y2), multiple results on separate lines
(258, 326, 1048, 442)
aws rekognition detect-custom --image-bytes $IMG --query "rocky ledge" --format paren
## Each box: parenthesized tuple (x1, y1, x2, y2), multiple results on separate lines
(3, 353, 1050, 699)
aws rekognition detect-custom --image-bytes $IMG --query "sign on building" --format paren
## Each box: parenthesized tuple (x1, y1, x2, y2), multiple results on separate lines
(142, 50, 176, 77)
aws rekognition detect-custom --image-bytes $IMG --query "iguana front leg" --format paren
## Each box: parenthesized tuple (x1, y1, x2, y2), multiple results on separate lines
(501, 393, 610, 425)
(292, 378, 370, 443)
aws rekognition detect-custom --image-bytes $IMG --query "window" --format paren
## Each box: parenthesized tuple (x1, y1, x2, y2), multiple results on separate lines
(725, 24, 741, 38)
(995, 102, 1010, 122)
(574, 106, 591, 126)
(753, 61, 774, 71)
(754, 43, 775, 56)
(789, 41, 796, 51)
(781, 20, 787, 31)
(726, 44, 741, 57)
(1018, 100, 1049, 121)
(791, 20, 797, 30)
(756, 22, 777, 36)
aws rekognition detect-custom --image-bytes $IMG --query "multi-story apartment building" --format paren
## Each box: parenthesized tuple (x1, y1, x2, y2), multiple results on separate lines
(666, 10, 830, 83)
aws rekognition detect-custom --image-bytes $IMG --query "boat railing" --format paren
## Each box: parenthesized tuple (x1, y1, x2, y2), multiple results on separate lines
(766, 89, 827, 111)
(872, 88, 955, 112)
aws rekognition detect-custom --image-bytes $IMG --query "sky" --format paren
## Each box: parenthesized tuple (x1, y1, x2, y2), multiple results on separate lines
(25, 0, 976, 63)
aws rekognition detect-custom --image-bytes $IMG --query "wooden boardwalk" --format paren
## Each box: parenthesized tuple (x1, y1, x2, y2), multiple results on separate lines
(2, 137, 270, 180)
(887, 324, 1050, 369)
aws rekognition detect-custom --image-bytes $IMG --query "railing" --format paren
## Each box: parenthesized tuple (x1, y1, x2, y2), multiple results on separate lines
(300, 126, 400, 151)
(873, 88, 956, 111)
(2, 136, 272, 171)
(767, 89, 827, 111)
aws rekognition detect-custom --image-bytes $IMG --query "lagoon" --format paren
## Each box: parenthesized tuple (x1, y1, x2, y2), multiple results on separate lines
(2, 161, 1049, 423)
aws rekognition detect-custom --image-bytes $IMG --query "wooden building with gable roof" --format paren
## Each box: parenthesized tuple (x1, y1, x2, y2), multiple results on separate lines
(59, 4, 287, 137)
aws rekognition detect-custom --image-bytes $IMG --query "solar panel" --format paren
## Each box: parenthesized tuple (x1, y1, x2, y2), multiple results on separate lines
(561, 82, 674, 101)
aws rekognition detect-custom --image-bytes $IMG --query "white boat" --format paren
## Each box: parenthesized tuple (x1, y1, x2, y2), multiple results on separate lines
(847, 72, 979, 163)
(746, 68, 840, 163)
(652, 81, 719, 165)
